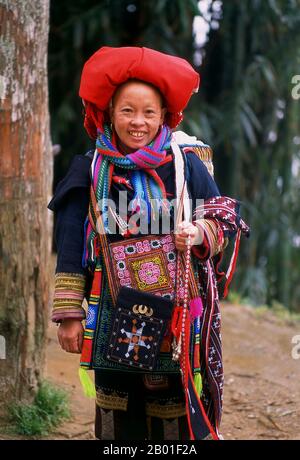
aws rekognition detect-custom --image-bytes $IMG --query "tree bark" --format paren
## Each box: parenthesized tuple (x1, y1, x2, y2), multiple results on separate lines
(0, 0, 52, 404)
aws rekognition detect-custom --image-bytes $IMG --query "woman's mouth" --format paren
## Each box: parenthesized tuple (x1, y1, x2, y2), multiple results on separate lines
(129, 131, 146, 139)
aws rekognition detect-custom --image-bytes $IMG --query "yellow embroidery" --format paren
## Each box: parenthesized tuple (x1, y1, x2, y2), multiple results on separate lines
(96, 389, 128, 411)
(131, 255, 169, 291)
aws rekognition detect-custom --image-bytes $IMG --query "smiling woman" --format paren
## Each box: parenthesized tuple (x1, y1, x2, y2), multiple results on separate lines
(48, 46, 249, 441)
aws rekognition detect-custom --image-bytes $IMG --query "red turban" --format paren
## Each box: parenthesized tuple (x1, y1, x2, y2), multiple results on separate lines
(79, 46, 200, 138)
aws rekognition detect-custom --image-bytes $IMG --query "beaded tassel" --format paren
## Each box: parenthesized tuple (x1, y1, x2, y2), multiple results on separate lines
(172, 234, 191, 361)
(172, 235, 218, 440)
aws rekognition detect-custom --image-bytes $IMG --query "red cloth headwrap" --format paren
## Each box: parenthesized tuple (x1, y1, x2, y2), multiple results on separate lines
(79, 46, 200, 138)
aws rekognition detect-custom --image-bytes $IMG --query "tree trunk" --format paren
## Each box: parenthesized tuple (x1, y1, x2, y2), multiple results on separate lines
(0, 0, 52, 404)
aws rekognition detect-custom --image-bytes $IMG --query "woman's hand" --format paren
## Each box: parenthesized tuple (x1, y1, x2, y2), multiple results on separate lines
(175, 221, 202, 252)
(57, 319, 84, 354)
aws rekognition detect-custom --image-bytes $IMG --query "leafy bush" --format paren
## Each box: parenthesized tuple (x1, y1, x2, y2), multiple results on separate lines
(9, 381, 70, 436)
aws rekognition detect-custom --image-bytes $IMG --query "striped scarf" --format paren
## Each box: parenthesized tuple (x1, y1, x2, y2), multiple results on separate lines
(83, 123, 172, 269)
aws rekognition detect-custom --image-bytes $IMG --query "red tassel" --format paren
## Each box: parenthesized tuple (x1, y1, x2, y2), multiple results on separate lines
(193, 344, 200, 370)
(180, 312, 219, 440)
(223, 229, 241, 298)
(171, 306, 183, 340)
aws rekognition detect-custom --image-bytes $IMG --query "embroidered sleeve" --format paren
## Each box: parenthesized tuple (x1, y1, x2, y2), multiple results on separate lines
(48, 159, 92, 322)
(52, 272, 86, 323)
(192, 219, 228, 260)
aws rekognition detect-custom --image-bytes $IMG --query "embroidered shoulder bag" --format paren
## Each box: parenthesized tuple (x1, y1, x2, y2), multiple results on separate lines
(89, 141, 200, 371)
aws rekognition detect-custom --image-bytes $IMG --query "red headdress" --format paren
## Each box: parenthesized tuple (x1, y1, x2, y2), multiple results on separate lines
(79, 46, 200, 138)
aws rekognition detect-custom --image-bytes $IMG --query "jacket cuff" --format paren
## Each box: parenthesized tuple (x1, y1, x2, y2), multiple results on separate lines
(52, 272, 86, 323)
(192, 219, 228, 260)
(192, 231, 210, 260)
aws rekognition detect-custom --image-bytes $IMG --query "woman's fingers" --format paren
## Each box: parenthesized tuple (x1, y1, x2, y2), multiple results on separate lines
(64, 337, 83, 354)
(175, 236, 189, 251)
(63, 337, 80, 353)
(64, 338, 80, 353)
(175, 222, 202, 251)
(57, 320, 84, 354)
(78, 330, 84, 353)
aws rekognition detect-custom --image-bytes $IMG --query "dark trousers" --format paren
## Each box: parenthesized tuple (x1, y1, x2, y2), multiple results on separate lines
(94, 370, 189, 440)
(95, 404, 190, 440)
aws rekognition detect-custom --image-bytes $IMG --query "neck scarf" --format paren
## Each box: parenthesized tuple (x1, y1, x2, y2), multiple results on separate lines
(83, 123, 172, 268)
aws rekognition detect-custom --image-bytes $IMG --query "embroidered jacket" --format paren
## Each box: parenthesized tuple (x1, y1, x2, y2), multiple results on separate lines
(48, 135, 224, 323)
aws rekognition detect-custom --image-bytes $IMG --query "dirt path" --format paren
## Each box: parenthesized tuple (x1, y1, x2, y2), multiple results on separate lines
(221, 304, 300, 439)
(42, 303, 300, 440)
(1, 302, 299, 440)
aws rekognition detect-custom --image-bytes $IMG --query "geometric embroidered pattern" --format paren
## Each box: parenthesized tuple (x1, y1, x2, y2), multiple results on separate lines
(109, 234, 178, 300)
(52, 272, 86, 322)
(107, 308, 164, 371)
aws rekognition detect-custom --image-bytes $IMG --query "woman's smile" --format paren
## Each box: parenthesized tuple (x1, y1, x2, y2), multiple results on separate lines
(128, 130, 147, 139)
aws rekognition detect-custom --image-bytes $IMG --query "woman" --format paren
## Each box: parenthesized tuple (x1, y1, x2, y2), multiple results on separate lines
(48, 46, 249, 441)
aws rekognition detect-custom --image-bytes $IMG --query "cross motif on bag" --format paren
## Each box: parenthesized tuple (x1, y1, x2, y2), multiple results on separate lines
(119, 319, 153, 362)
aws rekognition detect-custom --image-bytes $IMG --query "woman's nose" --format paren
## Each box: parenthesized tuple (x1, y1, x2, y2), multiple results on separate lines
(130, 113, 145, 126)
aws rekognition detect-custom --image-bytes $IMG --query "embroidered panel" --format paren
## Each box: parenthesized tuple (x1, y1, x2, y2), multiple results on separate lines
(108, 233, 191, 301)
(145, 401, 186, 419)
(109, 234, 176, 297)
(96, 389, 128, 411)
(92, 280, 180, 374)
(52, 272, 86, 322)
(107, 310, 165, 370)
(107, 286, 173, 371)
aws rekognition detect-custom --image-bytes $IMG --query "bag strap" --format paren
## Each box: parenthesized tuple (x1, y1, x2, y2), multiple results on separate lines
(170, 140, 200, 301)
(170, 139, 191, 224)
(89, 184, 119, 304)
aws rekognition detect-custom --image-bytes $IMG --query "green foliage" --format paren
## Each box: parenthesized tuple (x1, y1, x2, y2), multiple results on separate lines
(48, 0, 300, 311)
(226, 290, 243, 305)
(226, 289, 254, 307)
(9, 381, 70, 436)
(199, 0, 300, 311)
(253, 301, 300, 325)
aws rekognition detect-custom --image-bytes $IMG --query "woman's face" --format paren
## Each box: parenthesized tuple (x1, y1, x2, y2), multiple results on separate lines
(110, 81, 166, 153)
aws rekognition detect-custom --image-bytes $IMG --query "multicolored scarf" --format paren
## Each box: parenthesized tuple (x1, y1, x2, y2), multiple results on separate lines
(83, 123, 172, 269)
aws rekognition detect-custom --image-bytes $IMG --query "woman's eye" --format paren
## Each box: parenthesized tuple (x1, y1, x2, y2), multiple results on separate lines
(122, 108, 132, 113)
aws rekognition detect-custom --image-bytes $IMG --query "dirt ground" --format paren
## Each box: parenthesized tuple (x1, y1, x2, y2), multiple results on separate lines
(1, 302, 300, 440)
(41, 302, 300, 441)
